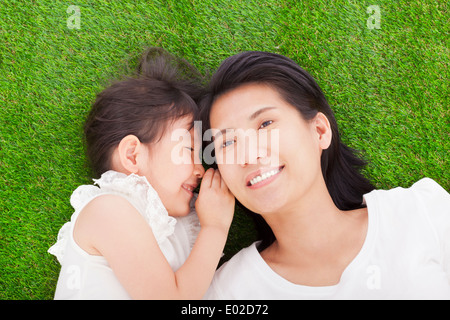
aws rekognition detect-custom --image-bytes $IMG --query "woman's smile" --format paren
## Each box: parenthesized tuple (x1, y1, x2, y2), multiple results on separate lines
(246, 165, 285, 189)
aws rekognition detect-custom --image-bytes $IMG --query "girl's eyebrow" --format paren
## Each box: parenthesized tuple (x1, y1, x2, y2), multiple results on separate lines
(248, 106, 277, 120)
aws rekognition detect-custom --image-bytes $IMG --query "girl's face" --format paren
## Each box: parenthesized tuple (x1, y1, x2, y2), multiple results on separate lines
(210, 83, 330, 215)
(141, 116, 204, 217)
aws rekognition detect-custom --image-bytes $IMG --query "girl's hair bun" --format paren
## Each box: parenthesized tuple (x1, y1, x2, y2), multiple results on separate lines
(136, 47, 204, 96)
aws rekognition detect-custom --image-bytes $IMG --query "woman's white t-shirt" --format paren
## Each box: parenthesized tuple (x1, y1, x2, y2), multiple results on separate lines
(48, 170, 200, 300)
(204, 178, 450, 299)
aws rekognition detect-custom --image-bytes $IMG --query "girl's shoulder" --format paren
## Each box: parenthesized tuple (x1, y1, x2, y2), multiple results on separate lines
(73, 170, 177, 243)
(73, 193, 143, 255)
(48, 170, 177, 262)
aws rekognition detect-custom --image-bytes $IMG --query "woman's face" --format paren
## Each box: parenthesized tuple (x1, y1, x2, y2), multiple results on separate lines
(210, 83, 331, 215)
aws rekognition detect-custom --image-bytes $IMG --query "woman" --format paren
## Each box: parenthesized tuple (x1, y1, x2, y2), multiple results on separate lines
(200, 51, 450, 299)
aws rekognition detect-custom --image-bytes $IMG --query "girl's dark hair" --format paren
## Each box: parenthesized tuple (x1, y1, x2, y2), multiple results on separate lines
(200, 51, 375, 251)
(84, 47, 203, 177)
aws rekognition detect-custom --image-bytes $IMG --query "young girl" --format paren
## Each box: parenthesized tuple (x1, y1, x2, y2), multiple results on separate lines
(48, 48, 235, 299)
(200, 51, 450, 299)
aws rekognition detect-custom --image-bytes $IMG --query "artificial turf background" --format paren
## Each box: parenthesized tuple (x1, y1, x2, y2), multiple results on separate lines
(0, 0, 448, 299)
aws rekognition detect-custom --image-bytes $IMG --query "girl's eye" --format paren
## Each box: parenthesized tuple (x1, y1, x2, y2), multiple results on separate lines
(259, 120, 273, 129)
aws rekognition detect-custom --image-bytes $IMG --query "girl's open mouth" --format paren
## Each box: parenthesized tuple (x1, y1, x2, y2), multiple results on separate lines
(181, 184, 197, 196)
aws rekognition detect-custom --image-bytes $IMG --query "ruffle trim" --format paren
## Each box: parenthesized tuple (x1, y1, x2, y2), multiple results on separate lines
(48, 222, 71, 264)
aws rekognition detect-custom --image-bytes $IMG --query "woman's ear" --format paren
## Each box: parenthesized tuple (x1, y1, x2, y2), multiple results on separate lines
(117, 135, 142, 174)
(314, 112, 332, 150)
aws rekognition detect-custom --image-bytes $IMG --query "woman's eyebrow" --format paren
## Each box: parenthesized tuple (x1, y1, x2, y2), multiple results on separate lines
(212, 128, 232, 141)
(248, 106, 277, 120)
(213, 107, 277, 140)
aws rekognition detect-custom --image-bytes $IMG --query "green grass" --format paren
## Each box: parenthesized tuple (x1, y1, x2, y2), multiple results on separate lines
(0, 0, 448, 299)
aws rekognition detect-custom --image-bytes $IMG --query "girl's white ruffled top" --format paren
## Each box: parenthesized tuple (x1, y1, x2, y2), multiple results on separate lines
(48, 170, 200, 300)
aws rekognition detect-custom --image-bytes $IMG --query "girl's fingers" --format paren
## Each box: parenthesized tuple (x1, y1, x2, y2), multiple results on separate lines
(200, 168, 229, 192)
(220, 175, 229, 192)
(201, 168, 215, 189)
(211, 169, 222, 189)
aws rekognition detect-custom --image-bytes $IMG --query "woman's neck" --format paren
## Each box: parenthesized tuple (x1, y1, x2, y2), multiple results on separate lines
(259, 179, 368, 286)
(261, 178, 367, 261)
(264, 190, 341, 250)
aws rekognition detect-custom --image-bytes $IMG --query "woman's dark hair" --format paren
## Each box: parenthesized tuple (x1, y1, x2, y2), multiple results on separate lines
(200, 51, 375, 251)
(84, 47, 203, 177)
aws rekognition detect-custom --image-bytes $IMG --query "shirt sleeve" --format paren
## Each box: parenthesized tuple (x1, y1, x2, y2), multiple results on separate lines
(414, 178, 450, 283)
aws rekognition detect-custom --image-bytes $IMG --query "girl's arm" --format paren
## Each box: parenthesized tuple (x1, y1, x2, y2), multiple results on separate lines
(74, 168, 234, 299)
(176, 168, 235, 298)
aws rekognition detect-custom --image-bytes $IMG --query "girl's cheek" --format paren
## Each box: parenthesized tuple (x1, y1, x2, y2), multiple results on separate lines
(180, 161, 195, 178)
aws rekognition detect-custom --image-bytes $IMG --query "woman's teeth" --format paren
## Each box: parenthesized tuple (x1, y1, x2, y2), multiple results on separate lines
(249, 168, 282, 186)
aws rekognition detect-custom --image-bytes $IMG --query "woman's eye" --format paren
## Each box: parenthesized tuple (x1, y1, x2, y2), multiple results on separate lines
(222, 139, 235, 149)
(185, 147, 194, 152)
(259, 120, 273, 129)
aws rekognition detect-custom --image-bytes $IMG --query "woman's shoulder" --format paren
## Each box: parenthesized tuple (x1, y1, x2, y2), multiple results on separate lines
(364, 178, 450, 243)
(403, 178, 449, 199)
(204, 242, 261, 299)
(364, 178, 449, 210)
(221, 242, 259, 271)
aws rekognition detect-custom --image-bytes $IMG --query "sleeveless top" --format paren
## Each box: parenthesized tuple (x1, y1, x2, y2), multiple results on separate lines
(48, 170, 200, 299)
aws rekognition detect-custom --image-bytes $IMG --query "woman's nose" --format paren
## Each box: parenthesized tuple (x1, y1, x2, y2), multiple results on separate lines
(238, 137, 267, 168)
(238, 130, 277, 168)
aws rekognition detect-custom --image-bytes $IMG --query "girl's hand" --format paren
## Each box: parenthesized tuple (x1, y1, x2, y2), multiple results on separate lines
(195, 168, 235, 232)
